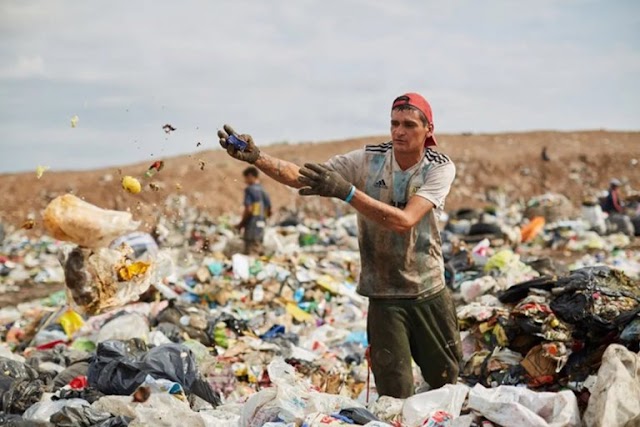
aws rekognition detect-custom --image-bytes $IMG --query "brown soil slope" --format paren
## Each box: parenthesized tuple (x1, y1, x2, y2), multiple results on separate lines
(1, 131, 638, 232)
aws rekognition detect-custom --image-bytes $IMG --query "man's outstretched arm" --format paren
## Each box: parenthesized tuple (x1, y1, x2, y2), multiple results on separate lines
(254, 153, 304, 189)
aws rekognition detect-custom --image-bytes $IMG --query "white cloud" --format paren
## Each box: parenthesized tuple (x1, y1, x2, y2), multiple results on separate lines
(0, 55, 45, 79)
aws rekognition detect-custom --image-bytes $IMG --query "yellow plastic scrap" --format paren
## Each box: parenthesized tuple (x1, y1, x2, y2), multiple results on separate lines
(59, 310, 84, 338)
(122, 176, 142, 194)
(484, 250, 517, 273)
(286, 302, 314, 323)
(117, 261, 150, 281)
(70, 115, 79, 128)
(36, 165, 50, 179)
(316, 275, 339, 294)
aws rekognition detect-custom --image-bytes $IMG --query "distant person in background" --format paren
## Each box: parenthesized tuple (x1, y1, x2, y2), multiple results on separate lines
(237, 166, 271, 255)
(602, 179, 635, 236)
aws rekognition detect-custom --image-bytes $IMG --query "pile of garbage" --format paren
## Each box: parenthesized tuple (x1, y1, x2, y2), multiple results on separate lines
(0, 193, 638, 426)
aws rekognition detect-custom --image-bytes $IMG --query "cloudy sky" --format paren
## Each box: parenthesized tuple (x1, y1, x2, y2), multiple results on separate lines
(1, 1, 639, 173)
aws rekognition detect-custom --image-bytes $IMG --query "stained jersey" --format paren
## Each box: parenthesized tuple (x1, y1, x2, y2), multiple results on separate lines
(326, 142, 456, 299)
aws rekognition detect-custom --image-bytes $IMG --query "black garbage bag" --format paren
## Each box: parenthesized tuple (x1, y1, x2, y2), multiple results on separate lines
(339, 407, 381, 424)
(0, 358, 39, 381)
(550, 267, 640, 337)
(87, 341, 220, 407)
(53, 387, 103, 404)
(50, 405, 112, 427)
(498, 276, 555, 304)
(0, 411, 53, 427)
(1, 378, 45, 414)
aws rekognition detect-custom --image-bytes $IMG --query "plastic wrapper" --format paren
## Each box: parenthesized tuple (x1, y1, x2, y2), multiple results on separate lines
(59, 246, 156, 315)
(583, 344, 640, 427)
(468, 384, 580, 427)
(43, 194, 140, 249)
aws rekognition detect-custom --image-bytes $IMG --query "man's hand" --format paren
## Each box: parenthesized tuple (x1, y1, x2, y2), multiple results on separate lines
(217, 124, 260, 164)
(298, 163, 353, 200)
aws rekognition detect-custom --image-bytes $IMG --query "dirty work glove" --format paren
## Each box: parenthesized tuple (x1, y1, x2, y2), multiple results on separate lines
(217, 124, 260, 164)
(298, 163, 354, 200)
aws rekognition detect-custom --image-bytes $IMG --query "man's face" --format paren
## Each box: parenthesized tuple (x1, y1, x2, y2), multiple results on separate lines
(390, 109, 432, 154)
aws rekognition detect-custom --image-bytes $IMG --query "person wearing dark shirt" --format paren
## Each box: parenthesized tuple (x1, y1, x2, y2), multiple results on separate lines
(602, 179, 635, 236)
(237, 166, 271, 254)
(602, 179, 623, 214)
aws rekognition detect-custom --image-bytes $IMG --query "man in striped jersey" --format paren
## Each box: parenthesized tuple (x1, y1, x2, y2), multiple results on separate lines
(218, 93, 461, 398)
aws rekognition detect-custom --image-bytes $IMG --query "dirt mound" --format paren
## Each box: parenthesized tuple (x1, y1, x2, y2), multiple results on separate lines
(1, 130, 638, 233)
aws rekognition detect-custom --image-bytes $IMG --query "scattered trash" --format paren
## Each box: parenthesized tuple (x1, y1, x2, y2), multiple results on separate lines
(1, 184, 639, 426)
(145, 161, 164, 179)
(35, 165, 49, 179)
(21, 219, 35, 230)
(122, 176, 142, 194)
(162, 124, 176, 134)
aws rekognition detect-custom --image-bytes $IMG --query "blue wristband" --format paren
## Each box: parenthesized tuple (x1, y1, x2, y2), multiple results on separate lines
(344, 185, 356, 203)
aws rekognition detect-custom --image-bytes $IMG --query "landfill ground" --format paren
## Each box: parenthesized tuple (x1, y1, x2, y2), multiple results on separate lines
(0, 130, 639, 426)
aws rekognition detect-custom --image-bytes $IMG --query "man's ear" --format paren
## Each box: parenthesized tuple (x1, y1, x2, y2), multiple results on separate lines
(426, 122, 434, 137)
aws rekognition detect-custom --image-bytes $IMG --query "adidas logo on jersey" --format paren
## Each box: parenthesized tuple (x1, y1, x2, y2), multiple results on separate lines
(374, 179, 388, 188)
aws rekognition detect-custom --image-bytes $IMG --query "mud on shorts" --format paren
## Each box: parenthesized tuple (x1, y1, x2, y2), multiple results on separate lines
(367, 288, 462, 398)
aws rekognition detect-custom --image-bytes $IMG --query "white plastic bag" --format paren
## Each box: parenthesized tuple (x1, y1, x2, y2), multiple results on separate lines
(583, 344, 640, 427)
(44, 194, 139, 248)
(402, 384, 469, 427)
(232, 254, 250, 281)
(468, 384, 580, 427)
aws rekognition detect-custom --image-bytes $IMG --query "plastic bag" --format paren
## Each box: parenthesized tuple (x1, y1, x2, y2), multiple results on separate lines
(87, 341, 220, 406)
(50, 404, 112, 426)
(43, 194, 140, 248)
(468, 384, 580, 427)
(60, 246, 155, 315)
(129, 393, 207, 427)
(23, 398, 89, 422)
(460, 276, 497, 303)
(402, 384, 469, 427)
(583, 344, 640, 427)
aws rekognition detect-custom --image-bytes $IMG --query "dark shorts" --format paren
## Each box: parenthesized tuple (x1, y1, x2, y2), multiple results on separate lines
(367, 288, 462, 398)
